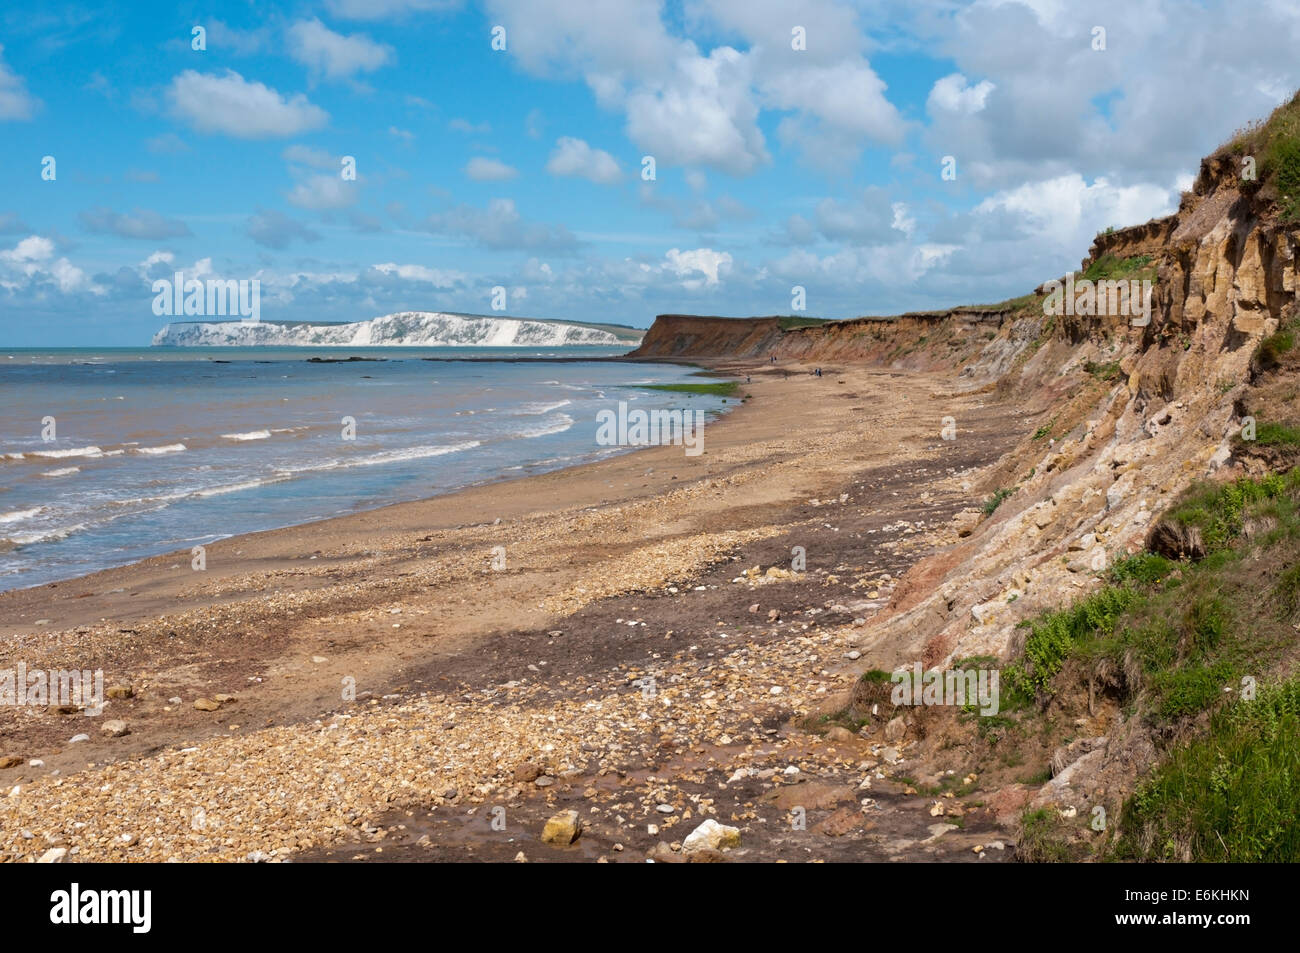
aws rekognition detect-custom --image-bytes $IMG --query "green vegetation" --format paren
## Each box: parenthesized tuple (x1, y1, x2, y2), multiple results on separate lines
(1004, 586, 1139, 704)
(637, 381, 740, 397)
(1256, 328, 1295, 368)
(1161, 471, 1296, 553)
(778, 316, 834, 330)
(1219, 89, 1300, 220)
(1081, 254, 1156, 283)
(1254, 421, 1300, 447)
(981, 487, 1015, 515)
(1118, 679, 1300, 861)
(1018, 808, 1087, 862)
(1268, 136, 1300, 220)
(1083, 360, 1122, 382)
(1032, 419, 1056, 440)
(999, 468, 1300, 860)
(968, 292, 1041, 313)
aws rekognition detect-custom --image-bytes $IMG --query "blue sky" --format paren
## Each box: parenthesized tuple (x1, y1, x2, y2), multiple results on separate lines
(2, 0, 1299, 345)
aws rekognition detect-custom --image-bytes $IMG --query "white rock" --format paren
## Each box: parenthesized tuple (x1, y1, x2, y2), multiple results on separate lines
(681, 819, 742, 853)
(37, 847, 67, 863)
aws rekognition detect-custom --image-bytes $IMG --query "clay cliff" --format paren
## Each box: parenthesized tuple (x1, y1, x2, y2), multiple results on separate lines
(636, 92, 1300, 859)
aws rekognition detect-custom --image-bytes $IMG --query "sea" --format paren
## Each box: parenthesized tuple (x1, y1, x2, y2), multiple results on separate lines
(0, 346, 730, 592)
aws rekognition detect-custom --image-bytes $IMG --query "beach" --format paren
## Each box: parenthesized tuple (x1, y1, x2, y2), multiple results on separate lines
(0, 357, 1021, 862)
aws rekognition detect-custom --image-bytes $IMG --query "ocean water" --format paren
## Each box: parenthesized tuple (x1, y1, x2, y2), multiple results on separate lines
(0, 346, 729, 591)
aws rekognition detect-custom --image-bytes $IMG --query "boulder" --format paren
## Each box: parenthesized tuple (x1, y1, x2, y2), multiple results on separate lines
(681, 819, 741, 853)
(540, 810, 582, 846)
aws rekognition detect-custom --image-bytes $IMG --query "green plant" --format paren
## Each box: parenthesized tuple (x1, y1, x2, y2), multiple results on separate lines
(1083, 360, 1121, 382)
(982, 487, 1015, 515)
(1118, 679, 1300, 861)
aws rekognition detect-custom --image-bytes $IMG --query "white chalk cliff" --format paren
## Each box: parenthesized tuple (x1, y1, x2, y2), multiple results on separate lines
(152, 312, 642, 347)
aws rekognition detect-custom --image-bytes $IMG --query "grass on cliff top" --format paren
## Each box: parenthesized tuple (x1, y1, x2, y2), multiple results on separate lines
(637, 381, 740, 397)
(1221, 89, 1300, 220)
(1003, 468, 1300, 860)
(1081, 253, 1156, 283)
(778, 316, 834, 330)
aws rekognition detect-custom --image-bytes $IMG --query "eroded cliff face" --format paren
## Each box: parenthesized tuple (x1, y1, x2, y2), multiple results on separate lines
(836, 153, 1300, 819)
(638, 155, 1300, 820)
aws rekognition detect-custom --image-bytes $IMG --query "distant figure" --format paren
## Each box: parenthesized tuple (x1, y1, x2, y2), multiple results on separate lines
(771, 355, 776, 363)
(746, 375, 751, 383)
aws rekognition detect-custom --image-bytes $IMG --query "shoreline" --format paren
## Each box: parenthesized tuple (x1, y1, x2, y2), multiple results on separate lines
(0, 353, 729, 594)
(0, 355, 1021, 862)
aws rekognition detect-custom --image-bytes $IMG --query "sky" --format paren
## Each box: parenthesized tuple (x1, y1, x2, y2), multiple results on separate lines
(2, 0, 1299, 346)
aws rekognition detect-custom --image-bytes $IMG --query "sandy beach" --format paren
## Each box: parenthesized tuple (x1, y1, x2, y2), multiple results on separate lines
(0, 357, 1024, 862)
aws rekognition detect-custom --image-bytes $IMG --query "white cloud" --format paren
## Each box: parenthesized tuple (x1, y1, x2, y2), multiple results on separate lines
(545, 137, 623, 184)
(974, 173, 1176, 249)
(167, 70, 328, 139)
(624, 46, 768, 175)
(287, 18, 393, 81)
(665, 247, 732, 286)
(0, 45, 38, 120)
(928, 73, 995, 114)
(0, 236, 54, 263)
(371, 263, 463, 285)
(763, 61, 905, 141)
(0, 236, 97, 295)
(465, 157, 519, 181)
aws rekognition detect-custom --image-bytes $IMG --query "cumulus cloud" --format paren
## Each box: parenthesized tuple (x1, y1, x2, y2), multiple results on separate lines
(465, 157, 518, 181)
(0, 235, 55, 263)
(166, 70, 328, 139)
(928, 73, 995, 114)
(0, 235, 98, 295)
(973, 173, 1176, 252)
(623, 46, 768, 175)
(665, 247, 732, 286)
(287, 19, 393, 82)
(546, 137, 623, 184)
